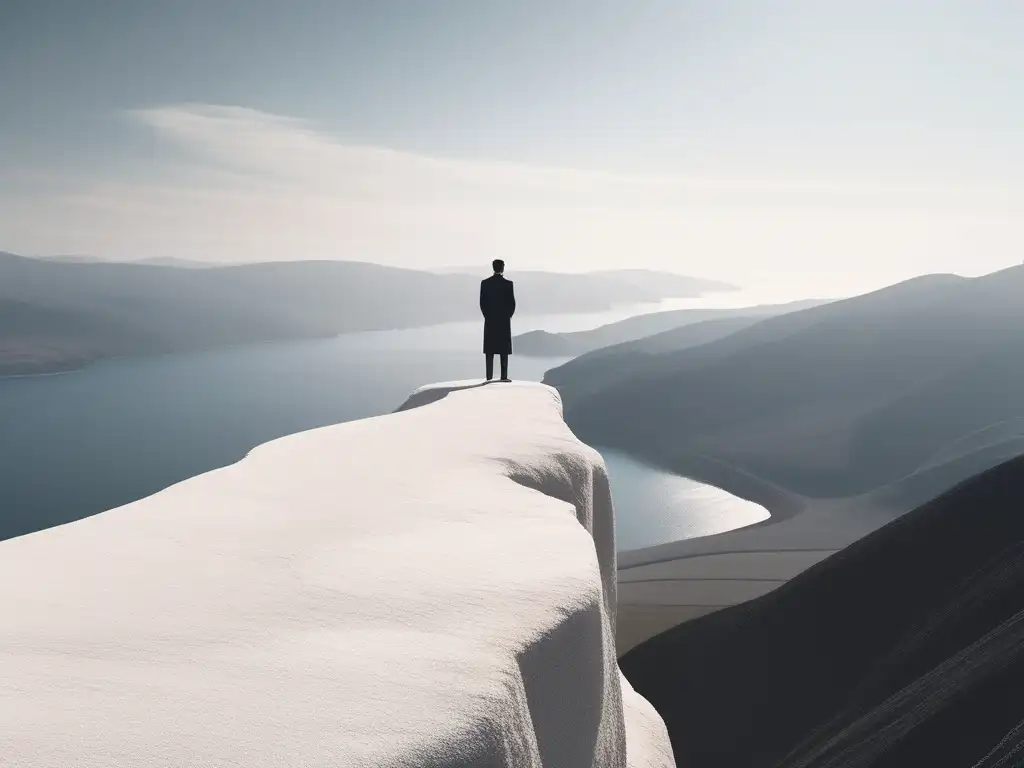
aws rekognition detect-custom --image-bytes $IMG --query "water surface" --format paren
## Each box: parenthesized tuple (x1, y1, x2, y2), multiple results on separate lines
(600, 448, 769, 551)
(0, 293, 773, 546)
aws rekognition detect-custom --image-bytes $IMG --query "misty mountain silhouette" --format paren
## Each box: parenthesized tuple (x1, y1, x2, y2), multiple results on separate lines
(0, 252, 726, 376)
(620, 454, 1024, 768)
(515, 298, 827, 357)
(434, 266, 736, 299)
(555, 265, 1024, 510)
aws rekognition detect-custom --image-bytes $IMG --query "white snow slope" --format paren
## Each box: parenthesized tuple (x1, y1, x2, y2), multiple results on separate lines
(1, 380, 673, 768)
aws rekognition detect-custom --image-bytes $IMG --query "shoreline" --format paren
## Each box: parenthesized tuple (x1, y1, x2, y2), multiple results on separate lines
(597, 446, 772, 553)
(605, 444, 865, 655)
(607, 444, 809, 531)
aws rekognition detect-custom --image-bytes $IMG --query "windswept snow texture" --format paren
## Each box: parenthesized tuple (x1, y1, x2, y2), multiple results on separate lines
(1, 381, 672, 768)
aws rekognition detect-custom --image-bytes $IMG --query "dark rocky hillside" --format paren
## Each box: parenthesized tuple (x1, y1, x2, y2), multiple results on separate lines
(620, 455, 1024, 768)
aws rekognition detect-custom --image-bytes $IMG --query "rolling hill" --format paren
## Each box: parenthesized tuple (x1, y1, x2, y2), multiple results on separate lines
(555, 266, 1024, 511)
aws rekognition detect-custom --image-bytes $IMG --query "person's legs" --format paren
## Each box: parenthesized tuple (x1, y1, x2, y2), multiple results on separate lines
(485, 354, 494, 381)
(500, 353, 509, 381)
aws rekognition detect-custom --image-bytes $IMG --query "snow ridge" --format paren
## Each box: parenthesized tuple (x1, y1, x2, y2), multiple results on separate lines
(2, 380, 672, 767)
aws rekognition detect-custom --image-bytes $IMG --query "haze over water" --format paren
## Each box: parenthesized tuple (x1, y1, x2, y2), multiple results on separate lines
(0, 290, 778, 547)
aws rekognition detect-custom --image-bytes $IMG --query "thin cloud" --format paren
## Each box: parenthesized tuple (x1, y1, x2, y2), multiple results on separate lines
(1, 103, 1022, 294)
(128, 104, 882, 204)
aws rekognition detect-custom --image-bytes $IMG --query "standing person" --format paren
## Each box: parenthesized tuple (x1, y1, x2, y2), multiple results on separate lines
(479, 259, 515, 381)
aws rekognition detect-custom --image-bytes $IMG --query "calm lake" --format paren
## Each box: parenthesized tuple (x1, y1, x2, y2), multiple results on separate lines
(0, 294, 771, 550)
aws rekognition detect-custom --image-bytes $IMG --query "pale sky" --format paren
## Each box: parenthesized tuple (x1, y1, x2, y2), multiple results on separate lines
(2, 0, 1023, 295)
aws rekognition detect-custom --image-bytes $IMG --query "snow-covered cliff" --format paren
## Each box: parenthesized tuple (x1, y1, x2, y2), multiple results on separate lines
(1, 381, 673, 767)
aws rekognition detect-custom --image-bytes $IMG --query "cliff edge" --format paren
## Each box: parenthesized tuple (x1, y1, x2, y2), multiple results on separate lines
(1, 380, 672, 767)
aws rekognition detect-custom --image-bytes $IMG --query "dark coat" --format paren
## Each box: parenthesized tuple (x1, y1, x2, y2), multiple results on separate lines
(480, 274, 516, 354)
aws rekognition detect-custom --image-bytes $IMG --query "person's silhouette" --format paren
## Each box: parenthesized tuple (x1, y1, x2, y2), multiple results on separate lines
(479, 259, 515, 381)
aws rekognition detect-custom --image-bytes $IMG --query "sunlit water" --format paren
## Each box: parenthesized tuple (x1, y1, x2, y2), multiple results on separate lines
(0, 291, 778, 547)
(599, 448, 769, 550)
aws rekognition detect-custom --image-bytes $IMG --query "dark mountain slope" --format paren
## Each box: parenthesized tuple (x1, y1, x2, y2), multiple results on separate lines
(620, 455, 1024, 768)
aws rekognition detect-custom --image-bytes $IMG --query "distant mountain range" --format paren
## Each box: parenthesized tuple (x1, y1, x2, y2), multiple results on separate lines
(435, 267, 737, 312)
(41, 255, 231, 267)
(435, 265, 736, 293)
(553, 265, 1024, 513)
(516, 298, 827, 357)
(0, 252, 732, 376)
(135, 257, 222, 268)
(620, 455, 1024, 768)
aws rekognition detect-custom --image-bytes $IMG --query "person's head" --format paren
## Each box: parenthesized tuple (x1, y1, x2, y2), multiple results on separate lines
(492, 259, 505, 275)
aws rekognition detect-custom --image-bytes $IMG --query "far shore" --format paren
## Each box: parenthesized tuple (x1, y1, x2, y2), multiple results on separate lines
(0, 365, 86, 380)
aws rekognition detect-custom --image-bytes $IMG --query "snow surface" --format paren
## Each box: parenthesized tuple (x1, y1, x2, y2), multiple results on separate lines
(1, 380, 672, 768)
